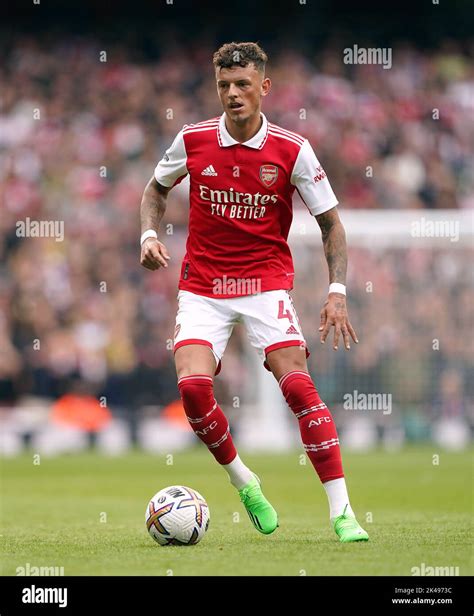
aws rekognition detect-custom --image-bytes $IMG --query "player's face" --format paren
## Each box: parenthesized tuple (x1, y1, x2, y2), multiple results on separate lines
(216, 64, 271, 125)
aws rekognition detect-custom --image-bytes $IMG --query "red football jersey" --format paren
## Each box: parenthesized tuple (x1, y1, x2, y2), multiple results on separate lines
(154, 113, 338, 298)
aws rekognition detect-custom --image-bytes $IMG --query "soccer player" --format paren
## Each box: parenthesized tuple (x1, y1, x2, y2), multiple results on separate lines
(140, 42, 368, 542)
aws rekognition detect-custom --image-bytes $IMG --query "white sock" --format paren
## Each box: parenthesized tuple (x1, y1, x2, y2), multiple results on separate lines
(223, 454, 254, 490)
(324, 478, 355, 519)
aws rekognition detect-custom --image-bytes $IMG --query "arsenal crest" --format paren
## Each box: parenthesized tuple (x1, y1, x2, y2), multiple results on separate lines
(259, 164, 278, 188)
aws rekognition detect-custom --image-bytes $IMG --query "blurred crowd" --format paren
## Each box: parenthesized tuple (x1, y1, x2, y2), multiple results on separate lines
(291, 244, 473, 422)
(0, 36, 473, 426)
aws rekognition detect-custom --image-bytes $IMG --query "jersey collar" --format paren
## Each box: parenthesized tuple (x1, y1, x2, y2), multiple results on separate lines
(217, 112, 268, 149)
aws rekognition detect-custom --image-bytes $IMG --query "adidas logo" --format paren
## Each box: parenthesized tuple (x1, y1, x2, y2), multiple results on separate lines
(286, 325, 299, 335)
(201, 165, 218, 176)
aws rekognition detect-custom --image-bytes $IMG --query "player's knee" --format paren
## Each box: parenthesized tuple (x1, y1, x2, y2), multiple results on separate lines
(266, 347, 308, 381)
(175, 345, 216, 379)
(280, 359, 307, 379)
(177, 375, 215, 419)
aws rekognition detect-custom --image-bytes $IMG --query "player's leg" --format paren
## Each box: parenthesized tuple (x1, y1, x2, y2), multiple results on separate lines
(264, 344, 352, 516)
(173, 292, 278, 534)
(243, 290, 368, 542)
(266, 345, 368, 541)
(175, 343, 251, 486)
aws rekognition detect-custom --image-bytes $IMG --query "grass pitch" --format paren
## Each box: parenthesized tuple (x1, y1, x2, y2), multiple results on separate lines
(1, 447, 472, 576)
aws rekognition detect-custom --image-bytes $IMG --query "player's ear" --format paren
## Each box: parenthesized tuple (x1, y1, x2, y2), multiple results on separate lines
(261, 76, 271, 97)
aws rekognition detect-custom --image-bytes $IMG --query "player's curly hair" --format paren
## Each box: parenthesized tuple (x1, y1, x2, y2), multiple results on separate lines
(213, 42, 268, 73)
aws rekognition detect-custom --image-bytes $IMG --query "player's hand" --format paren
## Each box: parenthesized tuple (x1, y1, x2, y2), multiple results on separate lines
(319, 293, 359, 350)
(140, 238, 170, 270)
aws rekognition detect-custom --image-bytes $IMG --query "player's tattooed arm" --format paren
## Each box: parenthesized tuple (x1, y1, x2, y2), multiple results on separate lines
(140, 176, 171, 270)
(315, 207, 359, 350)
(316, 206, 347, 284)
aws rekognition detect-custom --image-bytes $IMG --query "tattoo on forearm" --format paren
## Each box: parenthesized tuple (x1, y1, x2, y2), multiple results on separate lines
(140, 180, 168, 234)
(316, 210, 347, 285)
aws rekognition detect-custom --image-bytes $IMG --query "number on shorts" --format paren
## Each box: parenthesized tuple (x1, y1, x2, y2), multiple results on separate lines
(278, 300, 294, 323)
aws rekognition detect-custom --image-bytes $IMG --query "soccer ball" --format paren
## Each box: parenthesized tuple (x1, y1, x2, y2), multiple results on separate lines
(145, 485, 210, 546)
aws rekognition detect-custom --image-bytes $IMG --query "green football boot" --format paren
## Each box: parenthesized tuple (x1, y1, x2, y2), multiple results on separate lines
(332, 504, 369, 542)
(238, 474, 278, 535)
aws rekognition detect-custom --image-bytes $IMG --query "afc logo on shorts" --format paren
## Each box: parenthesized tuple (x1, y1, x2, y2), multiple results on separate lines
(259, 164, 278, 188)
(174, 323, 181, 340)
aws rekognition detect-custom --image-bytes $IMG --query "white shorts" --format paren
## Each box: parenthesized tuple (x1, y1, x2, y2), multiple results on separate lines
(173, 289, 309, 375)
